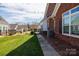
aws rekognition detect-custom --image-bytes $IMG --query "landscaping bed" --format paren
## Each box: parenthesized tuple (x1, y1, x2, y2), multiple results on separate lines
(50, 38, 77, 56)
(42, 35, 79, 56)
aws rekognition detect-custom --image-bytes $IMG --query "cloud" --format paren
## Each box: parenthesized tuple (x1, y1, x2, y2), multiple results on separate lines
(0, 3, 46, 24)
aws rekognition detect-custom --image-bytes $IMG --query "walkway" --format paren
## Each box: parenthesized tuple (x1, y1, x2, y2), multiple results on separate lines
(37, 34, 60, 56)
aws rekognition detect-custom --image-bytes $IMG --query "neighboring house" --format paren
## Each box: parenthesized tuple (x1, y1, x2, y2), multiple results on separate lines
(9, 24, 17, 30)
(9, 24, 28, 34)
(16, 24, 28, 33)
(9, 24, 28, 35)
(0, 16, 9, 35)
(8, 24, 17, 35)
(9, 24, 28, 32)
(30, 24, 38, 32)
(40, 3, 79, 47)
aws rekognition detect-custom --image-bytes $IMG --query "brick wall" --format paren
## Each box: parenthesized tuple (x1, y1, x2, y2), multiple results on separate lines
(46, 3, 55, 17)
(47, 17, 54, 30)
(54, 3, 79, 47)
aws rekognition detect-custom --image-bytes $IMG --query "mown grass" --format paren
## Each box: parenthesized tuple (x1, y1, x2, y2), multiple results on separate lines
(0, 34, 43, 56)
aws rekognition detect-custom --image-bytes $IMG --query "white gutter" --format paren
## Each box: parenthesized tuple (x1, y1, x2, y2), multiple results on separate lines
(44, 3, 49, 19)
(51, 3, 61, 17)
(39, 3, 49, 25)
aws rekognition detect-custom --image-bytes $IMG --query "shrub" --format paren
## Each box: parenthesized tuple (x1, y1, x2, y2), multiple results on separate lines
(30, 31, 34, 35)
(30, 31, 36, 35)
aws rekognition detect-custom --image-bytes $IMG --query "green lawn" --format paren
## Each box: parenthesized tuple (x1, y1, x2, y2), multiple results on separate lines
(0, 34, 43, 56)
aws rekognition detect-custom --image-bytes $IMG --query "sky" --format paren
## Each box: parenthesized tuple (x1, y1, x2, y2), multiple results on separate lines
(0, 3, 46, 24)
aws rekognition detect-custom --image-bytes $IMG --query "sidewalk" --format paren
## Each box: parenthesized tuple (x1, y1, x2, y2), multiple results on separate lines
(37, 34, 60, 56)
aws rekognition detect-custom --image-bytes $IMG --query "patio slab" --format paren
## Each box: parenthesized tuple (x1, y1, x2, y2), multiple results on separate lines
(37, 34, 60, 56)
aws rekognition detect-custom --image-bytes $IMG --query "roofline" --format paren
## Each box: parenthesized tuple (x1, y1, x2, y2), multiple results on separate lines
(39, 3, 49, 25)
(39, 3, 61, 25)
(43, 3, 49, 19)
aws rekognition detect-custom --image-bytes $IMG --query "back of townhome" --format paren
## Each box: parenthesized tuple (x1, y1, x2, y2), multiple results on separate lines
(40, 3, 79, 47)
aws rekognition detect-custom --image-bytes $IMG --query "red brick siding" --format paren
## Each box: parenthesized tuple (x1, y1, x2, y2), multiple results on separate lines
(46, 3, 56, 17)
(55, 3, 79, 46)
(47, 17, 54, 30)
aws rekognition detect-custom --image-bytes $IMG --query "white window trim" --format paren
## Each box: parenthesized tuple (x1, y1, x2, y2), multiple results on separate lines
(51, 3, 61, 17)
(78, 26, 79, 30)
(62, 5, 79, 38)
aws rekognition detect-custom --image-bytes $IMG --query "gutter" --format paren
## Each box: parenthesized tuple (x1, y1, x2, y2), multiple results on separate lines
(51, 3, 61, 17)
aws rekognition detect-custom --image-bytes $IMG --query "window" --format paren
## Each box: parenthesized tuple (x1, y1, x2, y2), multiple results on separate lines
(62, 6, 79, 37)
(3, 26, 7, 31)
(3, 27, 5, 31)
(63, 11, 69, 16)
(71, 13, 79, 35)
(63, 16, 69, 33)
(71, 7, 79, 14)
(63, 11, 70, 34)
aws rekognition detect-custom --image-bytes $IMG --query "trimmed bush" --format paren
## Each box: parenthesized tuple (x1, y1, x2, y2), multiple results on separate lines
(30, 31, 34, 35)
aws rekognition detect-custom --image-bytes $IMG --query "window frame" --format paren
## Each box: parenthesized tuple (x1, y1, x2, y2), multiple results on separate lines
(62, 5, 79, 38)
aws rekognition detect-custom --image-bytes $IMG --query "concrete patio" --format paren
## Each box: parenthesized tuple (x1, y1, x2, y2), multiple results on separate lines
(37, 34, 60, 56)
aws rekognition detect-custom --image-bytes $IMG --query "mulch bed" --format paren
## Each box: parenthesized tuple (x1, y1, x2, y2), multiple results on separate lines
(42, 35, 79, 56)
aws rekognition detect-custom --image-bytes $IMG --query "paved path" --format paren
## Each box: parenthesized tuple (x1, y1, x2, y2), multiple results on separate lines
(37, 34, 60, 56)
